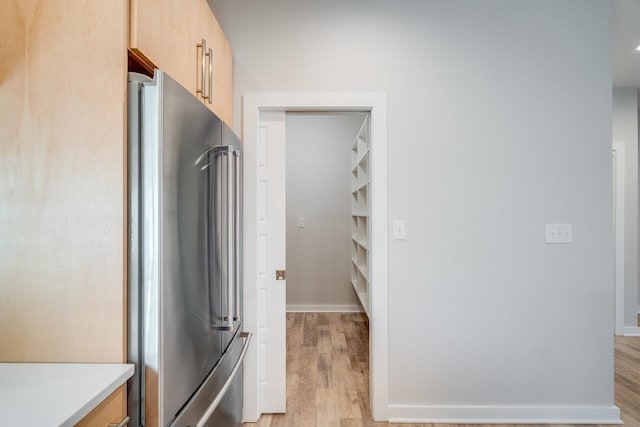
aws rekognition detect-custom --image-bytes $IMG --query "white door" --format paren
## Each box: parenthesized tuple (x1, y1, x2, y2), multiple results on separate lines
(256, 111, 287, 412)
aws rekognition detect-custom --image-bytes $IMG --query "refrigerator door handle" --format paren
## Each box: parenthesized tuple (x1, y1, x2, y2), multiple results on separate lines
(233, 150, 241, 321)
(192, 332, 252, 427)
(204, 145, 236, 332)
(195, 145, 232, 170)
(224, 150, 235, 329)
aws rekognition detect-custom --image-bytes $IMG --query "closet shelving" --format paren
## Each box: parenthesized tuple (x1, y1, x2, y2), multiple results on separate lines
(351, 116, 370, 316)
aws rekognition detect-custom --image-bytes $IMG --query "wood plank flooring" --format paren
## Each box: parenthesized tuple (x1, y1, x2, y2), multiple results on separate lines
(245, 313, 640, 427)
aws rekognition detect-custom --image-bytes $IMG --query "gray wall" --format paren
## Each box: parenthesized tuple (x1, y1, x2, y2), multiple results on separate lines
(285, 113, 366, 309)
(612, 88, 639, 319)
(211, 0, 614, 414)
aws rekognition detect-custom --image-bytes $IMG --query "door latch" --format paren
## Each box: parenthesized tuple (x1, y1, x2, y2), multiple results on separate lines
(276, 270, 286, 280)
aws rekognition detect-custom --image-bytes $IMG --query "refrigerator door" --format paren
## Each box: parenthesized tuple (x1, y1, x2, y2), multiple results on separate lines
(127, 73, 151, 427)
(139, 70, 225, 426)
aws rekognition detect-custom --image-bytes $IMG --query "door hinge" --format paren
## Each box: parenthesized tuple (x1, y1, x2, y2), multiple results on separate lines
(276, 270, 286, 280)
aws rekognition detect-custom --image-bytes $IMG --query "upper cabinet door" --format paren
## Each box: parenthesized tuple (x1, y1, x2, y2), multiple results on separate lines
(130, 0, 233, 126)
(198, 0, 233, 127)
(129, 0, 198, 100)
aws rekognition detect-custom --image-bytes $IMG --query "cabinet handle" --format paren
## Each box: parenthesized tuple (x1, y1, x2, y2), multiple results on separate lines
(196, 39, 207, 99)
(207, 47, 213, 104)
(108, 416, 130, 427)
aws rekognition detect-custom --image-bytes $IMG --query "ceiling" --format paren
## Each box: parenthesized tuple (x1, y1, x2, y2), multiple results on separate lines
(209, 0, 640, 88)
(614, 0, 640, 87)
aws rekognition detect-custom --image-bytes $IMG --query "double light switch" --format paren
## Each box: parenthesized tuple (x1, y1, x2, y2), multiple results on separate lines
(546, 224, 572, 243)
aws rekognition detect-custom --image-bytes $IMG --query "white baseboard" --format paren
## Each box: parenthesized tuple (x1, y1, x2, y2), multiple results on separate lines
(623, 325, 640, 336)
(387, 404, 622, 424)
(286, 304, 363, 313)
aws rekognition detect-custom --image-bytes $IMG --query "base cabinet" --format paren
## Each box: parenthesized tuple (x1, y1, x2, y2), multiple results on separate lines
(76, 385, 127, 427)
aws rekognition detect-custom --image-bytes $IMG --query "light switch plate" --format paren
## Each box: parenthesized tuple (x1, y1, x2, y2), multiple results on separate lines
(392, 220, 406, 240)
(297, 217, 305, 228)
(546, 224, 572, 243)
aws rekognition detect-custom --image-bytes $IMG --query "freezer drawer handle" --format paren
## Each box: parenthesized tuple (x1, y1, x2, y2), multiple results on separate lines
(108, 416, 130, 427)
(191, 332, 252, 427)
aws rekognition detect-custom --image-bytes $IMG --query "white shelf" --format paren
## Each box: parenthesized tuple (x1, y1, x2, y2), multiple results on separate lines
(350, 272, 369, 316)
(350, 116, 370, 318)
(356, 148, 368, 165)
(356, 263, 368, 281)
(355, 288, 369, 316)
(352, 236, 368, 249)
(358, 151, 368, 166)
(354, 180, 369, 192)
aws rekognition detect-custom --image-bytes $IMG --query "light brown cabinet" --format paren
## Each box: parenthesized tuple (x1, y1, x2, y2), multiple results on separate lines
(130, 0, 233, 126)
(0, 0, 233, 424)
(0, 0, 128, 365)
(75, 385, 127, 427)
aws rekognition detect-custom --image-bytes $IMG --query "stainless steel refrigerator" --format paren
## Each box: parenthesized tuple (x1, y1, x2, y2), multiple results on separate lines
(127, 70, 250, 427)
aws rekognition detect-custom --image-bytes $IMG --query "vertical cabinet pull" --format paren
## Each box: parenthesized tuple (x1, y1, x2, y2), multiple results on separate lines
(196, 39, 207, 99)
(233, 151, 241, 321)
(196, 40, 213, 104)
(208, 47, 213, 104)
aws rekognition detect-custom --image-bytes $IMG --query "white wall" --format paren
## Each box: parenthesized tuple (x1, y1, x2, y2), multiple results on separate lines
(210, 0, 616, 421)
(285, 113, 365, 309)
(612, 88, 639, 325)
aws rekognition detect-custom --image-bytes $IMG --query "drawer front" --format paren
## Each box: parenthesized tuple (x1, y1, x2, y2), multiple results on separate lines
(76, 385, 127, 427)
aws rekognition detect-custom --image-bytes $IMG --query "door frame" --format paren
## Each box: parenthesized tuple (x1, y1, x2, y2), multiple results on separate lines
(612, 140, 640, 336)
(242, 93, 389, 421)
(612, 140, 625, 336)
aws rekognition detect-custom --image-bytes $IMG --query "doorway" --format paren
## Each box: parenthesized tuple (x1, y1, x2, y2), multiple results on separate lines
(241, 93, 388, 422)
(285, 112, 368, 313)
(613, 141, 624, 335)
(279, 111, 370, 423)
(612, 140, 640, 336)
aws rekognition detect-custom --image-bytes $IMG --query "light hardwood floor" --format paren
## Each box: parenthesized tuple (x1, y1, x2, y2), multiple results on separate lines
(246, 313, 640, 427)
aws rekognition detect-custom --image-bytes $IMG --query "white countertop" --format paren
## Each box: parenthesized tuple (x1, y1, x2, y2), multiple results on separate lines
(0, 363, 134, 427)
